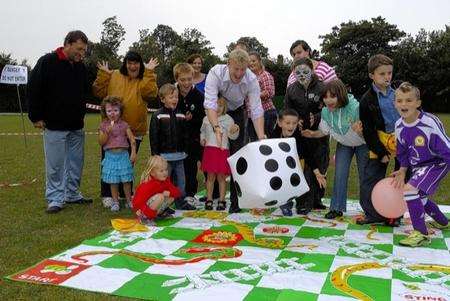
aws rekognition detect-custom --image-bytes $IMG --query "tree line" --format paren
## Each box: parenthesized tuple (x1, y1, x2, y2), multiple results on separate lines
(1, 16, 449, 112)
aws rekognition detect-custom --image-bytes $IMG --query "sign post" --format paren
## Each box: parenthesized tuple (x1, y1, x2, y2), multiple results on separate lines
(1, 64, 29, 147)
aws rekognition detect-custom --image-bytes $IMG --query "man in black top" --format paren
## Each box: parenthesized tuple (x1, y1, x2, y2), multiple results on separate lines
(27, 30, 92, 213)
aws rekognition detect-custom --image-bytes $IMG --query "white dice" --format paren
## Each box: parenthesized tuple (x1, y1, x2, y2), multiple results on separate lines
(228, 138, 309, 209)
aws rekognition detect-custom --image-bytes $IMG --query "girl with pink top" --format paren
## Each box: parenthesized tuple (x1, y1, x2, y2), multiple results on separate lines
(98, 96, 137, 212)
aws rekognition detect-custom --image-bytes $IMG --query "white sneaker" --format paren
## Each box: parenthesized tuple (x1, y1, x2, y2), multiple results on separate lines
(184, 196, 198, 206)
(102, 197, 113, 208)
(110, 202, 120, 212)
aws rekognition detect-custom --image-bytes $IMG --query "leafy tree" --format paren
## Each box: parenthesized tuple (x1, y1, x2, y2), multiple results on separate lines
(320, 16, 405, 97)
(393, 30, 431, 101)
(172, 28, 221, 73)
(424, 26, 450, 112)
(100, 16, 126, 57)
(130, 26, 221, 87)
(264, 54, 291, 100)
(226, 36, 269, 58)
(391, 26, 449, 112)
(130, 29, 162, 62)
(0, 53, 17, 67)
(151, 24, 181, 63)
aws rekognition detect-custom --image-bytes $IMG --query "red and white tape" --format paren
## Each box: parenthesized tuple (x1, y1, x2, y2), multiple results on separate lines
(0, 131, 98, 136)
(0, 178, 37, 189)
(1, 103, 156, 136)
(86, 103, 157, 112)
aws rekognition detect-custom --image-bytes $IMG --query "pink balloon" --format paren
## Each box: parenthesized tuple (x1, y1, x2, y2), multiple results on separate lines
(372, 178, 407, 218)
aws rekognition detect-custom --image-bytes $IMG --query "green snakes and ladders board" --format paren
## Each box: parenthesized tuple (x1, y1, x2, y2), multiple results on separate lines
(8, 201, 450, 301)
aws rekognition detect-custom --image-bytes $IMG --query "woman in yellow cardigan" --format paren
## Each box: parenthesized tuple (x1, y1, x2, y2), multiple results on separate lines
(93, 51, 158, 207)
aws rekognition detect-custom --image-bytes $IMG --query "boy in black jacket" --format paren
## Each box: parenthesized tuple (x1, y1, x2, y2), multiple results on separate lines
(358, 54, 401, 225)
(173, 63, 205, 204)
(150, 84, 195, 210)
(269, 109, 304, 216)
(285, 58, 329, 214)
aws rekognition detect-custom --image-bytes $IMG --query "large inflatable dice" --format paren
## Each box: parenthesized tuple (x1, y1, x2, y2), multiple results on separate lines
(227, 138, 309, 209)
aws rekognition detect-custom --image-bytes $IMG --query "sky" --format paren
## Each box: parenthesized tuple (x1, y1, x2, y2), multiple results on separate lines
(2, 0, 449, 66)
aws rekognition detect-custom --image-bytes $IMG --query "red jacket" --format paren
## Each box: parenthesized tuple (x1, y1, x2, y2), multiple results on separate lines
(132, 178, 181, 218)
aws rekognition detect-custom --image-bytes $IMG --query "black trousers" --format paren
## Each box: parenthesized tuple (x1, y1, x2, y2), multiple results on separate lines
(100, 138, 142, 198)
(184, 154, 199, 197)
(296, 137, 330, 210)
(360, 158, 404, 221)
(228, 106, 246, 209)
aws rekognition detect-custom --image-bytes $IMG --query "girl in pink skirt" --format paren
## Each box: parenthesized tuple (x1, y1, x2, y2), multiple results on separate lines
(200, 97, 240, 210)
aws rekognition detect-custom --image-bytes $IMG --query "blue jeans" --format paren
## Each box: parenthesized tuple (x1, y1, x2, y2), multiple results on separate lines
(43, 129, 85, 208)
(330, 143, 368, 212)
(167, 160, 186, 207)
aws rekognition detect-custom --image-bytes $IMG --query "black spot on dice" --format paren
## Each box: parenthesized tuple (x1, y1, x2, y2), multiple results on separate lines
(290, 173, 301, 186)
(265, 200, 278, 206)
(286, 156, 296, 168)
(265, 159, 278, 172)
(236, 157, 248, 175)
(278, 142, 291, 152)
(235, 181, 242, 197)
(259, 145, 272, 156)
(270, 176, 282, 190)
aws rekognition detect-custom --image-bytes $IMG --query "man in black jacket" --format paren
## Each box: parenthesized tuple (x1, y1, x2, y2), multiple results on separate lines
(27, 30, 92, 213)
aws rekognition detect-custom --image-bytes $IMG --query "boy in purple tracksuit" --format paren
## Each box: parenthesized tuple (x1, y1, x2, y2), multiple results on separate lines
(392, 82, 449, 247)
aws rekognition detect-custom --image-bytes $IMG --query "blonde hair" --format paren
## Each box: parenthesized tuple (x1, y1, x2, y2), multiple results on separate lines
(158, 83, 177, 100)
(140, 155, 167, 183)
(395, 82, 420, 100)
(228, 49, 250, 65)
(217, 97, 228, 116)
(173, 63, 194, 80)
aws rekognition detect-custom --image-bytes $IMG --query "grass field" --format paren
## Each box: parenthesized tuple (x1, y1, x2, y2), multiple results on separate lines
(0, 113, 449, 300)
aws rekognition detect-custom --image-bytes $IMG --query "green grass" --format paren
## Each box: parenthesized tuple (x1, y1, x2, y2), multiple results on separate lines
(0, 113, 449, 299)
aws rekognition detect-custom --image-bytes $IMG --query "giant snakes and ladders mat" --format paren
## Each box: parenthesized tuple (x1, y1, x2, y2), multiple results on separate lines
(8, 200, 450, 301)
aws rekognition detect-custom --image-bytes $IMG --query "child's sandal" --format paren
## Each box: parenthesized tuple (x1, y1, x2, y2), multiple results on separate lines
(205, 200, 213, 210)
(216, 200, 226, 211)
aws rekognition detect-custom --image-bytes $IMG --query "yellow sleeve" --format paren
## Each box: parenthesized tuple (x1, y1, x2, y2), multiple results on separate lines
(139, 69, 158, 100)
(92, 70, 112, 99)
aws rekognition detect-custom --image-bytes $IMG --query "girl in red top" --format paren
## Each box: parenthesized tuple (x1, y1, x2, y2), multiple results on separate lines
(132, 155, 181, 224)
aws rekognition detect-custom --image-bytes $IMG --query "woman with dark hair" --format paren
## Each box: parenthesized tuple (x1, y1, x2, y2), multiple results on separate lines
(187, 53, 206, 94)
(287, 40, 337, 87)
(93, 51, 159, 207)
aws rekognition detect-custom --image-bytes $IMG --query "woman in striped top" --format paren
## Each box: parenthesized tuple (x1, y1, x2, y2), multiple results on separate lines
(287, 40, 337, 87)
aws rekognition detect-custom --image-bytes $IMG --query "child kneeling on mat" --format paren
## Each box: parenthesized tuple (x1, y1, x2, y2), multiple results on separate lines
(132, 156, 180, 224)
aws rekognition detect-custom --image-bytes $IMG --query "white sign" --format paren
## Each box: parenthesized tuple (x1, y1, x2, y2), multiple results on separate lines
(0, 65, 28, 85)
